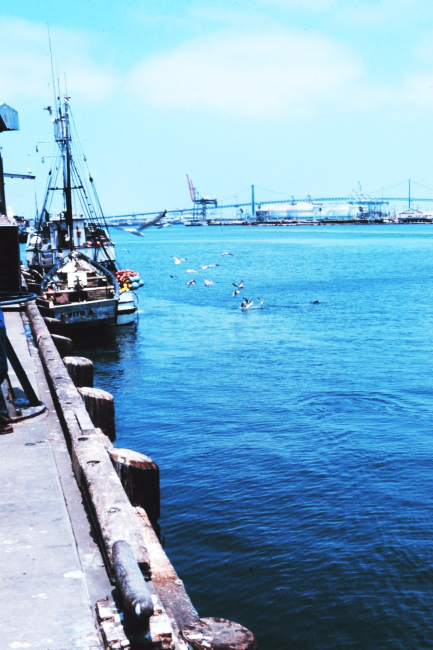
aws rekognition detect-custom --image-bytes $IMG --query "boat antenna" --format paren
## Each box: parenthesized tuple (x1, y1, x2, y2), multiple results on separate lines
(47, 24, 58, 116)
(34, 190, 39, 222)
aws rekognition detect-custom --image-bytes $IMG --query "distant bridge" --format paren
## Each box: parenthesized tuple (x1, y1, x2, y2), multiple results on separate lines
(105, 195, 433, 224)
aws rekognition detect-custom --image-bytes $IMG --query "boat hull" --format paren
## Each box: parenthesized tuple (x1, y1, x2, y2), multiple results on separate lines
(37, 297, 118, 328)
(116, 291, 137, 326)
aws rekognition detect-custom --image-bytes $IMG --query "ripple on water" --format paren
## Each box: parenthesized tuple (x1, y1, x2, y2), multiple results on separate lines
(77, 226, 433, 650)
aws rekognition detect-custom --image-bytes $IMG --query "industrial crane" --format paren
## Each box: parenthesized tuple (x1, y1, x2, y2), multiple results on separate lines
(186, 175, 218, 222)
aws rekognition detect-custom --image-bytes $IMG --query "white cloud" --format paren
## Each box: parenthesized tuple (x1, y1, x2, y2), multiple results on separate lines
(128, 30, 364, 117)
(0, 17, 117, 104)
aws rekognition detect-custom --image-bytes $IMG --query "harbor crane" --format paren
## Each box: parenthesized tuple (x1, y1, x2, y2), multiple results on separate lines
(186, 175, 217, 222)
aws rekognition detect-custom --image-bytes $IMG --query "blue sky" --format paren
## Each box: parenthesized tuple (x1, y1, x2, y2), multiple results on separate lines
(2, 0, 433, 217)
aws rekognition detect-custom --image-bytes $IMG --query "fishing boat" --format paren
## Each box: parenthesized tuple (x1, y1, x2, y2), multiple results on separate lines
(25, 94, 145, 326)
(35, 250, 118, 328)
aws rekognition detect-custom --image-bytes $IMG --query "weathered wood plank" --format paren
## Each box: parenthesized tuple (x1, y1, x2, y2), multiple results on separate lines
(26, 303, 150, 572)
(134, 507, 199, 632)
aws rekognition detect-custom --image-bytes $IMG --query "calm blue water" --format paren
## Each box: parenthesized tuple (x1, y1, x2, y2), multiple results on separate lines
(78, 225, 433, 650)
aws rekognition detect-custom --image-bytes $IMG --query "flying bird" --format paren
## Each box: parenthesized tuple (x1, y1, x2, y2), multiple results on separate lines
(233, 280, 244, 289)
(138, 210, 167, 230)
(172, 256, 187, 264)
(201, 264, 219, 270)
(233, 288, 241, 297)
(186, 278, 196, 286)
(186, 269, 199, 273)
(221, 252, 233, 257)
(123, 228, 144, 238)
(123, 211, 167, 238)
(204, 279, 215, 287)
(169, 275, 177, 279)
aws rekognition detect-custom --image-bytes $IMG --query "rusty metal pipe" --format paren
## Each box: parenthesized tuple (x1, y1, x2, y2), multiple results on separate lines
(112, 540, 154, 622)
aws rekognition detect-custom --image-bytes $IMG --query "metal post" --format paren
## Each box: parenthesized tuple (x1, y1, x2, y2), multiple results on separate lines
(251, 185, 255, 219)
(0, 152, 6, 216)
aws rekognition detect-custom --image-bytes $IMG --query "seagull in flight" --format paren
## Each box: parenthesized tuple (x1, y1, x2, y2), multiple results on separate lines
(201, 264, 219, 270)
(186, 268, 199, 273)
(233, 288, 241, 297)
(124, 210, 167, 237)
(204, 278, 215, 287)
(233, 280, 244, 289)
(124, 228, 144, 238)
(221, 252, 233, 257)
(172, 256, 187, 264)
(186, 278, 196, 286)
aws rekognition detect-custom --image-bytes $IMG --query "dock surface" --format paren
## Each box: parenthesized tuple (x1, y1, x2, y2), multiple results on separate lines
(0, 310, 110, 650)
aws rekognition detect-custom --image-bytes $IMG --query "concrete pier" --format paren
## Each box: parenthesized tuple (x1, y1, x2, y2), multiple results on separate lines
(0, 304, 257, 650)
(0, 309, 111, 649)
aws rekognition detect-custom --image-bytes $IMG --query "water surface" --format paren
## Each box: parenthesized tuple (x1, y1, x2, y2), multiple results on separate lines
(78, 225, 433, 649)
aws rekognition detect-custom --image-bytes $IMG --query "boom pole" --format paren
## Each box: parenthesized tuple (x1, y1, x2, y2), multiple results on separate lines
(63, 101, 74, 251)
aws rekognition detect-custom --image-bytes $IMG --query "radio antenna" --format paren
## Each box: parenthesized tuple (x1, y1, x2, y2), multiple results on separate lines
(47, 24, 58, 115)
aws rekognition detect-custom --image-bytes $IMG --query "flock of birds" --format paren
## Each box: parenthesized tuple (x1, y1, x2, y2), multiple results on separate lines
(121, 218, 321, 309)
(170, 252, 262, 311)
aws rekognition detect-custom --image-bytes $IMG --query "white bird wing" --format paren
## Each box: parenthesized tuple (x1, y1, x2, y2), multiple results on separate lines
(124, 228, 144, 238)
(138, 210, 167, 231)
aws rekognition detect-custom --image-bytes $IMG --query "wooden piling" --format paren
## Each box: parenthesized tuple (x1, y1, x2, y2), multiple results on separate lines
(180, 618, 258, 650)
(78, 386, 115, 441)
(43, 316, 67, 337)
(63, 356, 94, 388)
(51, 334, 74, 358)
(109, 448, 160, 526)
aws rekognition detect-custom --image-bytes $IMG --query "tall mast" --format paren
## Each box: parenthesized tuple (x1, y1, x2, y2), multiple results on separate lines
(62, 99, 74, 250)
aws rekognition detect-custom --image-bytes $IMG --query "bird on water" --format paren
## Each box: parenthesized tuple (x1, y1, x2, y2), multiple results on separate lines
(204, 279, 215, 287)
(240, 298, 254, 311)
(186, 278, 196, 286)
